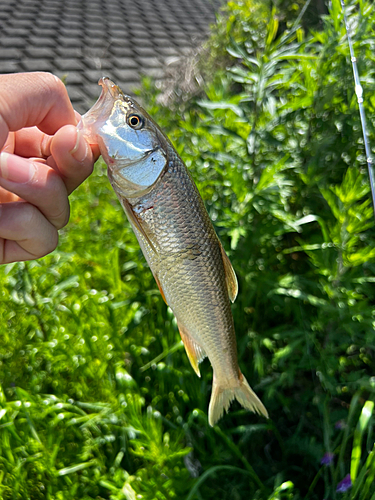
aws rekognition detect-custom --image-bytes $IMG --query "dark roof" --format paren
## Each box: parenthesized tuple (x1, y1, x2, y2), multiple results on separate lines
(0, 0, 224, 113)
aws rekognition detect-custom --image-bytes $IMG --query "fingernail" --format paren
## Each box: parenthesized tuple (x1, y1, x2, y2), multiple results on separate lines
(70, 128, 89, 162)
(0, 152, 36, 184)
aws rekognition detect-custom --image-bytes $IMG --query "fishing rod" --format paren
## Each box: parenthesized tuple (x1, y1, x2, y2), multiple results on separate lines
(340, 0, 375, 213)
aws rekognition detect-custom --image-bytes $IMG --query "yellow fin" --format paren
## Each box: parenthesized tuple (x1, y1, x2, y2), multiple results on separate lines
(121, 198, 157, 253)
(178, 323, 206, 378)
(218, 241, 238, 303)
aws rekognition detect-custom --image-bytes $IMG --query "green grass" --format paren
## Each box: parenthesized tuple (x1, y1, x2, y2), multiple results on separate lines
(1, 0, 375, 498)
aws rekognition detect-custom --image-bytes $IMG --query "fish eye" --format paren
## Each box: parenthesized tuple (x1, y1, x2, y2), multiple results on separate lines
(128, 114, 144, 129)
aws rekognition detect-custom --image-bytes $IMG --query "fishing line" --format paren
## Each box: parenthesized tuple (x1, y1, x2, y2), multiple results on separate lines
(340, 0, 375, 213)
(293, 0, 312, 29)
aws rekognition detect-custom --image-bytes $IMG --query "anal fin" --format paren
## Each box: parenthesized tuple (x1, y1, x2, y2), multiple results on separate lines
(218, 241, 238, 303)
(178, 323, 206, 377)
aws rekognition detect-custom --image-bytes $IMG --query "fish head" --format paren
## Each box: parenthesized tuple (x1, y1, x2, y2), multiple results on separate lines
(79, 77, 168, 197)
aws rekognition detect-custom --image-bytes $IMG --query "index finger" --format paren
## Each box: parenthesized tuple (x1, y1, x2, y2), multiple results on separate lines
(0, 72, 76, 148)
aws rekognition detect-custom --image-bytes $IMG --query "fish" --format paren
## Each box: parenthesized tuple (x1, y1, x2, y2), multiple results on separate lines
(79, 77, 268, 426)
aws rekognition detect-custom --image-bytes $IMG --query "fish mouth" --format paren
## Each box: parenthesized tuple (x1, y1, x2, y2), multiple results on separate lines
(98, 77, 123, 99)
(79, 77, 123, 135)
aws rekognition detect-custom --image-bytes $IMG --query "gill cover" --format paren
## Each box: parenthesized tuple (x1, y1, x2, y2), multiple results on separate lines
(79, 77, 167, 197)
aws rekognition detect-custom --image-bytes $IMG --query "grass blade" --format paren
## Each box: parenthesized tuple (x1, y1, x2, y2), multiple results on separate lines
(351, 401, 374, 482)
(358, 444, 375, 500)
(57, 460, 96, 476)
(186, 465, 254, 500)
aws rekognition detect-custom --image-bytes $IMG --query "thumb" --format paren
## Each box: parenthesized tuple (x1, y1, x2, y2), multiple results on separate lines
(0, 72, 76, 148)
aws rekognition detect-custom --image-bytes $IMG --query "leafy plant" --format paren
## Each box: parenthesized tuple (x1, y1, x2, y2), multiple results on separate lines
(1, 0, 375, 498)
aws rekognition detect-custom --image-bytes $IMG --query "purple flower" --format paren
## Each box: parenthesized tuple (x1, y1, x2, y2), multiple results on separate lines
(320, 452, 335, 466)
(335, 420, 346, 430)
(336, 474, 352, 493)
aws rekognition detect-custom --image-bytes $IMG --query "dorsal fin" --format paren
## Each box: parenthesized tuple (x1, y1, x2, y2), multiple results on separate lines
(218, 241, 238, 303)
(178, 322, 206, 377)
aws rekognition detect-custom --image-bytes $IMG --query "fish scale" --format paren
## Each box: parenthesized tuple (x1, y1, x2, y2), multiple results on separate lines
(80, 77, 268, 426)
(131, 145, 236, 373)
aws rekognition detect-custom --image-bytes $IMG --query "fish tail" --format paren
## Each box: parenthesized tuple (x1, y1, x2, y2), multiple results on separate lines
(208, 371, 268, 427)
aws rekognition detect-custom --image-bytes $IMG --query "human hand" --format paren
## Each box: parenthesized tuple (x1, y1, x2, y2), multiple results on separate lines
(0, 72, 99, 264)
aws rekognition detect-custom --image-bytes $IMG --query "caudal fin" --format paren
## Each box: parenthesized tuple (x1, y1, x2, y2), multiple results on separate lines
(208, 372, 268, 427)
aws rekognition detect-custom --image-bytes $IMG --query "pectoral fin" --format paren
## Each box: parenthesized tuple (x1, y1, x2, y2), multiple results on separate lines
(121, 198, 157, 253)
(218, 241, 238, 303)
(154, 274, 168, 305)
(178, 322, 206, 377)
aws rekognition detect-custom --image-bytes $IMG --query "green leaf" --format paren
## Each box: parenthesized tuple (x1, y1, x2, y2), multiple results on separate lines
(49, 275, 80, 298)
(197, 100, 244, 117)
(351, 401, 374, 482)
(57, 460, 96, 476)
(186, 466, 255, 500)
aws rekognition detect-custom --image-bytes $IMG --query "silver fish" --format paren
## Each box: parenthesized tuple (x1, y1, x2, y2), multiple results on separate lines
(80, 77, 268, 426)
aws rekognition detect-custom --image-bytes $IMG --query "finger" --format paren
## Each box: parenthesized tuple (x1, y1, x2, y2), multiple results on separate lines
(0, 186, 22, 203)
(0, 202, 58, 264)
(1, 131, 15, 153)
(0, 72, 76, 148)
(12, 126, 52, 158)
(0, 152, 70, 229)
(50, 124, 99, 195)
